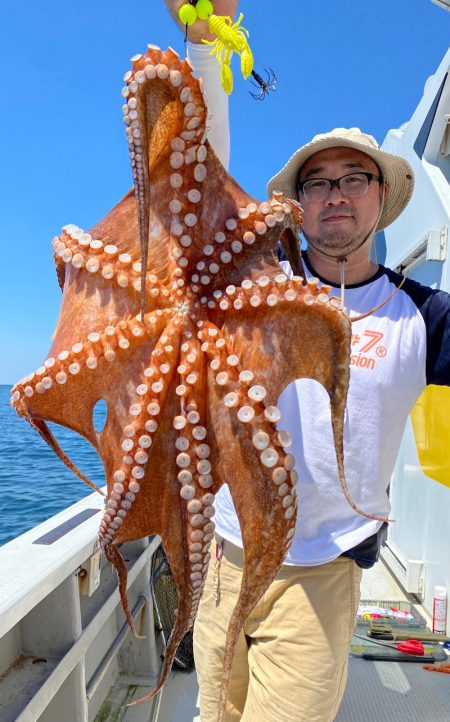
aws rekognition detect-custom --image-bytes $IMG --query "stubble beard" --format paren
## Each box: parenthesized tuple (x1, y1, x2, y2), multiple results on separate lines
(305, 227, 370, 259)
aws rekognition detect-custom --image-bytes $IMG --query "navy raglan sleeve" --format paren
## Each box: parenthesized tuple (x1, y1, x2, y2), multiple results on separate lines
(384, 268, 450, 386)
(421, 290, 450, 386)
(397, 274, 450, 386)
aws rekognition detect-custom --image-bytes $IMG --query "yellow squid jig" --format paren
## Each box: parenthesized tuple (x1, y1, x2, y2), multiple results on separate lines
(203, 13, 254, 94)
(178, 1, 254, 95)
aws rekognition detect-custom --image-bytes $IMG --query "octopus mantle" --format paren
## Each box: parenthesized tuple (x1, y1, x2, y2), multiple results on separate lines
(11, 46, 353, 719)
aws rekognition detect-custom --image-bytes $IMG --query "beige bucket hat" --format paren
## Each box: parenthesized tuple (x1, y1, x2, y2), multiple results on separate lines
(266, 128, 414, 231)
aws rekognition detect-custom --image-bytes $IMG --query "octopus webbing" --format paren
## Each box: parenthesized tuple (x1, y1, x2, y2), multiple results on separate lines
(11, 46, 354, 719)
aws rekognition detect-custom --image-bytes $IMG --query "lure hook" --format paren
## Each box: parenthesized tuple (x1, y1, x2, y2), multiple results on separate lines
(249, 68, 277, 100)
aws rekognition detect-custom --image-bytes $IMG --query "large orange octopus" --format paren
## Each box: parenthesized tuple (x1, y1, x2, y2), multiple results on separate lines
(11, 45, 357, 720)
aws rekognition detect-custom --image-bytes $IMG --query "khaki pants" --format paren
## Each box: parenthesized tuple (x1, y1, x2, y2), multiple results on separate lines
(193, 538, 362, 722)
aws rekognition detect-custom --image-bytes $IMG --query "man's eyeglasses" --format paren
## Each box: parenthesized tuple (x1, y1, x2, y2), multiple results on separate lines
(297, 172, 382, 202)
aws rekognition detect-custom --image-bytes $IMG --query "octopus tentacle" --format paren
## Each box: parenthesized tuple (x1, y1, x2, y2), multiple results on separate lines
(104, 543, 143, 638)
(173, 329, 216, 613)
(123, 46, 208, 307)
(11, 316, 160, 498)
(53, 226, 144, 291)
(197, 274, 388, 524)
(219, 282, 387, 522)
(127, 329, 216, 707)
(199, 322, 299, 716)
(27, 418, 104, 496)
(99, 321, 181, 548)
(187, 198, 302, 299)
(12, 317, 148, 404)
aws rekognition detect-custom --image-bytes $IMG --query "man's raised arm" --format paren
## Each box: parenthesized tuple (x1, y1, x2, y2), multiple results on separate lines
(163, 0, 238, 169)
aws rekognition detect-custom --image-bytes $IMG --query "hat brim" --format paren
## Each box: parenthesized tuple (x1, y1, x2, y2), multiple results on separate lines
(266, 137, 414, 231)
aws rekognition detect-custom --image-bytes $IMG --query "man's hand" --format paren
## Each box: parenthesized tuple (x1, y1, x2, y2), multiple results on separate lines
(163, 1, 238, 43)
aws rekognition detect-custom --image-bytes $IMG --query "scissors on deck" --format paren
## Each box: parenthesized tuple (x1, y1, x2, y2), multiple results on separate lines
(353, 634, 425, 656)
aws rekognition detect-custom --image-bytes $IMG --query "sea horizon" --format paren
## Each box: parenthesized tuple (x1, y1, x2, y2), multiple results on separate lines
(0, 384, 105, 546)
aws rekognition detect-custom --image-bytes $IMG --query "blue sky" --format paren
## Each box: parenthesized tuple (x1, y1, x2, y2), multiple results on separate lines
(1, 0, 449, 383)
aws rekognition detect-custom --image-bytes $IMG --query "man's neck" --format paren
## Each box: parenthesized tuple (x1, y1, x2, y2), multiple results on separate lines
(304, 245, 379, 286)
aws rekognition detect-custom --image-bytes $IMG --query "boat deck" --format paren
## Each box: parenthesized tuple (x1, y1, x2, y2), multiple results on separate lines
(1, 491, 448, 722)
(110, 560, 450, 722)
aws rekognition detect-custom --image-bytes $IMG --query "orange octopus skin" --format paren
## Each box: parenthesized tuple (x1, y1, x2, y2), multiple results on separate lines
(11, 46, 355, 720)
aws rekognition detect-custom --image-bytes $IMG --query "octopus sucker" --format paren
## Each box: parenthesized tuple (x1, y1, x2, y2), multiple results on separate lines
(10, 44, 374, 716)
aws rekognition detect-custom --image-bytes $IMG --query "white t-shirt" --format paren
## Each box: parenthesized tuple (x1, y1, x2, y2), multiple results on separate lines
(188, 42, 450, 566)
(214, 259, 434, 565)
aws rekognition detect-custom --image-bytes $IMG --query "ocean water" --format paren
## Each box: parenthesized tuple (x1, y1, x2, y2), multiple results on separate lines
(0, 385, 106, 546)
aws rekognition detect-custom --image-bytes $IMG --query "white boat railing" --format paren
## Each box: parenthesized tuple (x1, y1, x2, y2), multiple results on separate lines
(0, 490, 162, 722)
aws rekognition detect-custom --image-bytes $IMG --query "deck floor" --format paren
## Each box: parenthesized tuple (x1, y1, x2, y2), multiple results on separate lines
(115, 559, 450, 722)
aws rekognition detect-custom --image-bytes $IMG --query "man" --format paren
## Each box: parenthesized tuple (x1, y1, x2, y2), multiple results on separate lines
(165, 3, 450, 720)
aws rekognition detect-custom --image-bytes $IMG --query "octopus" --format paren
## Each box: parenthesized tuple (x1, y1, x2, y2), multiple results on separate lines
(10, 45, 362, 720)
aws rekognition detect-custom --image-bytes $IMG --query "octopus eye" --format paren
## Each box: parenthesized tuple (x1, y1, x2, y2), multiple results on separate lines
(93, 399, 108, 433)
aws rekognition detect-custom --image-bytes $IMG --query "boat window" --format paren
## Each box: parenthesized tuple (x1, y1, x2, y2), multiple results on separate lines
(413, 73, 447, 159)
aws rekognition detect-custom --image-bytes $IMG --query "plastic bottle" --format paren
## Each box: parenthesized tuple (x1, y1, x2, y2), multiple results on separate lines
(432, 586, 447, 633)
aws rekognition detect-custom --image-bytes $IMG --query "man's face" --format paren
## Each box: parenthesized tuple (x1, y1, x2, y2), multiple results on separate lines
(298, 147, 384, 258)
